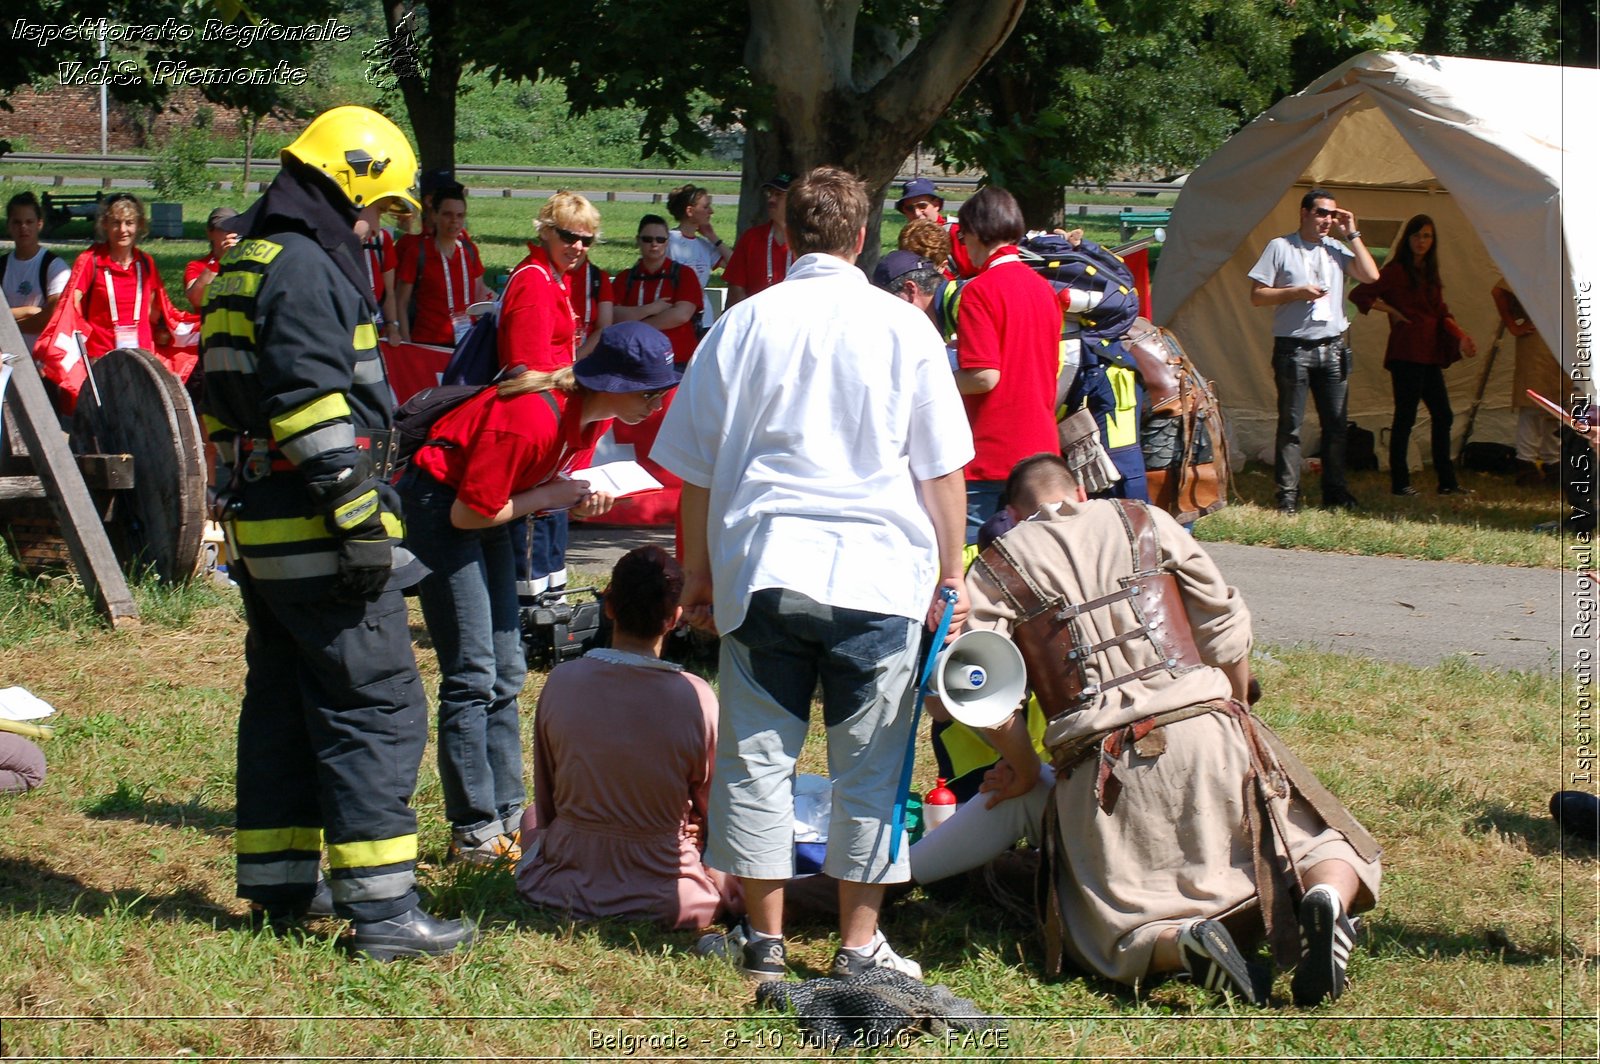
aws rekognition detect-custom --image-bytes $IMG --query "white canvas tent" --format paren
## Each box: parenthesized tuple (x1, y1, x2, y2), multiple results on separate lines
(1154, 52, 1596, 467)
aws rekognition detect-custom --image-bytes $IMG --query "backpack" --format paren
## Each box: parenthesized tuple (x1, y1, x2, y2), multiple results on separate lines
(439, 308, 500, 386)
(0, 248, 60, 312)
(620, 260, 683, 306)
(1018, 234, 1141, 346)
(439, 258, 550, 386)
(391, 365, 537, 473)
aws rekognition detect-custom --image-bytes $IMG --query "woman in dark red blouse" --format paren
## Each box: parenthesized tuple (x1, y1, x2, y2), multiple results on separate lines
(1351, 214, 1478, 496)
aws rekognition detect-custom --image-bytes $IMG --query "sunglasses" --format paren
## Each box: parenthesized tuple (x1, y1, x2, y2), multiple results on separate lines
(553, 226, 596, 247)
(637, 235, 667, 244)
(638, 389, 669, 403)
(1312, 207, 1337, 218)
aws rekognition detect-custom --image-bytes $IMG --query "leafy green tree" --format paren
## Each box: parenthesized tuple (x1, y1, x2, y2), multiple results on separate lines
(373, 0, 464, 175)
(472, 0, 1029, 264)
(931, 0, 1302, 228)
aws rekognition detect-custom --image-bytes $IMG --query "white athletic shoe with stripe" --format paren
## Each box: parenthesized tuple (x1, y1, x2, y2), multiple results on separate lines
(1292, 884, 1356, 1006)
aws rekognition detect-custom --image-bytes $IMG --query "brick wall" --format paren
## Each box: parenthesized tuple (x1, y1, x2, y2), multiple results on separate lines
(0, 85, 299, 154)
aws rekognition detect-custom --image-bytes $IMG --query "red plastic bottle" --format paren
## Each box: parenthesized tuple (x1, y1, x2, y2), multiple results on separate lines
(923, 777, 958, 832)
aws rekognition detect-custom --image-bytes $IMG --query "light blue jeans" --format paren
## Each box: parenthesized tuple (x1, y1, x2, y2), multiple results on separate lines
(399, 469, 526, 846)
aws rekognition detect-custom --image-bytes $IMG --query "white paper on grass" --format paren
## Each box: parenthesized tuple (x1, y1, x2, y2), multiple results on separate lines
(0, 686, 57, 721)
(567, 460, 663, 499)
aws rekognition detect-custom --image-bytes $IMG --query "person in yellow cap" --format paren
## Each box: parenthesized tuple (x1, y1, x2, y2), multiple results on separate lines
(200, 106, 474, 960)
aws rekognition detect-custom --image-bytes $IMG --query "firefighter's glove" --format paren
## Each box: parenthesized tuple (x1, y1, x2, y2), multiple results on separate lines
(305, 456, 392, 600)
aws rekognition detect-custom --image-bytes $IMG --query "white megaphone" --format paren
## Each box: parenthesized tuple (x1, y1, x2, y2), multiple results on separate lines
(931, 629, 1028, 730)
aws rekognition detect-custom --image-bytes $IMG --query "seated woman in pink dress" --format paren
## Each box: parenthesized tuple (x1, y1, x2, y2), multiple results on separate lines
(516, 546, 741, 930)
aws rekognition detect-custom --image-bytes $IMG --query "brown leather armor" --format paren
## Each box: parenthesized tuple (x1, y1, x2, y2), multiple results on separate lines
(971, 499, 1204, 720)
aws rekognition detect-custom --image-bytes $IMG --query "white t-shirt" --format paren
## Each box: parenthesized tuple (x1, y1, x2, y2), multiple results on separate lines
(668, 230, 721, 329)
(3, 246, 70, 340)
(653, 252, 974, 634)
(1247, 233, 1357, 340)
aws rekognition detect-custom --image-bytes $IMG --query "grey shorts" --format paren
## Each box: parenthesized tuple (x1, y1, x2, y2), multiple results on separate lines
(707, 587, 922, 883)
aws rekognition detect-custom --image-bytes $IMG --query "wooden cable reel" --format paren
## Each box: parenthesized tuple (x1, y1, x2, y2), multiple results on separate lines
(1, 348, 206, 583)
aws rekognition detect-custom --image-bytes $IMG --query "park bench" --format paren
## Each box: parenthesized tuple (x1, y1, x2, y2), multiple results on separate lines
(1119, 206, 1171, 242)
(41, 190, 105, 235)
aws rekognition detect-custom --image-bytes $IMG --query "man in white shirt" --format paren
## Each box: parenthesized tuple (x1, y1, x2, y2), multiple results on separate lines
(3, 192, 71, 349)
(654, 166, 972, 984)
(1247, 189, 1378, 514)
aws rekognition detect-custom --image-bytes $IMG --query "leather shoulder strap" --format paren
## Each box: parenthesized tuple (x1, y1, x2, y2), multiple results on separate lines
(974, 533, 1057, 622)
(1113, 499, 1162, 575)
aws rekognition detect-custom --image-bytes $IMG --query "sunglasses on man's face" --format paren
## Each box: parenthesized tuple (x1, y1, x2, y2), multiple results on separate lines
(637, 235, 667, 244)
(1312, 207, 1337, 218)
(554, 226, 596, 247)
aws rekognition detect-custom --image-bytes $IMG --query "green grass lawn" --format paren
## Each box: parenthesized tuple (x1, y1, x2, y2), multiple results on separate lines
(1200, 464, 1573, 568)
(0, 175, 1133, 307)
(0, 556, 1593, 1059)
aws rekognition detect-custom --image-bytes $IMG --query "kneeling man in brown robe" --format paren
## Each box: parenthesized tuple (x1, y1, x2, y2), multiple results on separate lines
(909, 453, 1381, 1006)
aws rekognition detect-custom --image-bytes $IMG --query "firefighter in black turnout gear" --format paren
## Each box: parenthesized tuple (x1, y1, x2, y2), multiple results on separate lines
(201, 106, 473, 960)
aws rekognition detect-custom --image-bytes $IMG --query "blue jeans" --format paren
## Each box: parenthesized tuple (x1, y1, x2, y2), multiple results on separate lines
(510, 511, 569, 594)
(709, 588, 921, 883)
(398, 469, 526, 845)
(1272, 337, 1351, 503)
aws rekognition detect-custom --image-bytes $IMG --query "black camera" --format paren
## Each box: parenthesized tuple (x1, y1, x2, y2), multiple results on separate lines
(521, 587, 607, 669)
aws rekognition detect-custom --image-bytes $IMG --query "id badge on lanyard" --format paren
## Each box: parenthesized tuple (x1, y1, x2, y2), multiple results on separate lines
(107, 262, 143, 349)
(442, 243, 473, 343)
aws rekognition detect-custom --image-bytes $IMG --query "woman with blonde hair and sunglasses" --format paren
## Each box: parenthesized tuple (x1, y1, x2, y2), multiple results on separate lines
(498, 190, 604, 599)
(398, 322, 680, 865)
(66, 192, 192, 364)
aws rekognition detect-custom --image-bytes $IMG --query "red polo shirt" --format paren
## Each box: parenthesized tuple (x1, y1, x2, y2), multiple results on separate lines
(613, 258, 704, 364)
(499, 244, 577, 373)
(363, 228, 397, 304)
(723, 222, 791, 296)
(569, 260, 614, 348)
(397, 235, 484, 345)
(956, 245, 1063, 482)
(413, 385, 608, 519)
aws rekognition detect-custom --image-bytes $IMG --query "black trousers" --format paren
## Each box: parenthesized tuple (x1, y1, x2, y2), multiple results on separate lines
(234, 574, 428, 922)
(1388, 361, 1457, 492)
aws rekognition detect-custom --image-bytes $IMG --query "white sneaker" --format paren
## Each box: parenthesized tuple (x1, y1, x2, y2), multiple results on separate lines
(829, 930, 922, 980)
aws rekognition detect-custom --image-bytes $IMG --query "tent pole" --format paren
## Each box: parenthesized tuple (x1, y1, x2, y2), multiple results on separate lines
(1455, 320, 1507, 461)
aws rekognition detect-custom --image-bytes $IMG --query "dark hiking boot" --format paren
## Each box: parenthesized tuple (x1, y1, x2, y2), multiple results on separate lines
(249, 878, 335, 932)
(351, 905, 476, 961)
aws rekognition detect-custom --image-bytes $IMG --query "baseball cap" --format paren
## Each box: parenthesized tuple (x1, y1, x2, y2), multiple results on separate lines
(762, 172, 794, 192)
(871, 250, 939, 291)
(573, 321, 683, 393)
(895, 177, 943, 212)
(206, 206, 239, 230)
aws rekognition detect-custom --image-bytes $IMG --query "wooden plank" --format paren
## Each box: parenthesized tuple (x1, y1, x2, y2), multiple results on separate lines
(0, 476, 46, 501)
(2, 453, 137, 490)
(0, 312, 139, 627)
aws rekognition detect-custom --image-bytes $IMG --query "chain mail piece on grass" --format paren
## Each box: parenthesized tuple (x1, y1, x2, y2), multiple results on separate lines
(754, 967, 1006, 1051)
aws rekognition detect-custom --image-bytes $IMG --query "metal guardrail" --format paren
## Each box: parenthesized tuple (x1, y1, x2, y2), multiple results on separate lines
(0, 152, 1183, 195)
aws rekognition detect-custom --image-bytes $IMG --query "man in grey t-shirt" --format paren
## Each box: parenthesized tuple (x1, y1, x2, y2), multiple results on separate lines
(1248, 189, 1379, 513)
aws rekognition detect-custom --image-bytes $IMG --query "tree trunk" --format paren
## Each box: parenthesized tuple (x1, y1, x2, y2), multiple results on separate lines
(385, 1, 461, 177)
(1012, 182, 1066, 232)
(737, 0, 1028, 270)
(240, 114, 257, 191)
